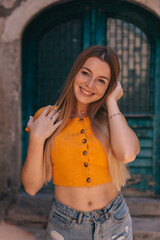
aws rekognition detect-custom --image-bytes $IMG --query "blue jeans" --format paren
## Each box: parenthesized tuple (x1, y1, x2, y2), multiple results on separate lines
(47, 191, 132, 240)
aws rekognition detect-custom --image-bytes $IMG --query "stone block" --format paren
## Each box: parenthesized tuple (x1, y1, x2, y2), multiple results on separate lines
(0, 0, 18, 9)
(126, 197, 160, 217)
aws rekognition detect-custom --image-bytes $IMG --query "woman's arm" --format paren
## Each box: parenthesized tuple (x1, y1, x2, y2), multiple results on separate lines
(20, 135, 45, 195)
(106, 82, 140, 163)
(20, 105, 62, 195)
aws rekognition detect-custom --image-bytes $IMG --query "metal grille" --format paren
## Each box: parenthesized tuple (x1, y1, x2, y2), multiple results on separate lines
(36, 18, 82, 109)
(107, 18, 152, 114)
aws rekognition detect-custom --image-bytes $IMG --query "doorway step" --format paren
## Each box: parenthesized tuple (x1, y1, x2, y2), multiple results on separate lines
(126, 196, 160, 240)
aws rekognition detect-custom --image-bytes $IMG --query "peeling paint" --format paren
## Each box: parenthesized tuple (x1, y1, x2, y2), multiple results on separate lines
(127, 174, 155, 193)
(148, 181, 155, 186)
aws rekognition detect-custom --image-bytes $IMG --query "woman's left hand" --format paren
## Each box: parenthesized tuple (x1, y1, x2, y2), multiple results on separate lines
(106, 81, 123, 104)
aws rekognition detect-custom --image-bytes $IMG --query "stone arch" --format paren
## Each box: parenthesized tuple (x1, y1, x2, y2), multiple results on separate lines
(1, 0, 62, 42)
(1, 0, 160, 42)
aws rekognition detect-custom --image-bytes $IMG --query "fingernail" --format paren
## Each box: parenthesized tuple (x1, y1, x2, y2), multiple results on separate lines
(59, 109, 61, 112)
(54, 107, 57, 111)
(29, 116, 32, 119)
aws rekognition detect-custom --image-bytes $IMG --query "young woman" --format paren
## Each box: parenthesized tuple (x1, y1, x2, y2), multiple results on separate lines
(21, 45, 140, 240)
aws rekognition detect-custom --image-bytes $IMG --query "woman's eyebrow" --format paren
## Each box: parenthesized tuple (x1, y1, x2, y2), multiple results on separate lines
(81, 67, 110, 81)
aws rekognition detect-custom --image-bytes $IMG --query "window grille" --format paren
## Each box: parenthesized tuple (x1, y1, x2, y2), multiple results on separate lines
(107, 18, 152, 115)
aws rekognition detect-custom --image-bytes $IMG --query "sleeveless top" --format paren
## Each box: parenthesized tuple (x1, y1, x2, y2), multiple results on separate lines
(25, 106, 112, 187)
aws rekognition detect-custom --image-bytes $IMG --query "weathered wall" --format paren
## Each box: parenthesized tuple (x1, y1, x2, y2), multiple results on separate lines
(0, 18, 22, 219)
(131, 0, 160, 17)
(0, 0, 160, 222)
(0, 40, 21, 209)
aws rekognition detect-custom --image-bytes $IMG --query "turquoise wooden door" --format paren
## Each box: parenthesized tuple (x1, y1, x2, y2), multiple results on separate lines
(22, 0, 160, 194)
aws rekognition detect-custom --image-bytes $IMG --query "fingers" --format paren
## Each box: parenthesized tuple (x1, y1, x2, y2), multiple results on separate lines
(54, 119, 63, 129)
(50, 111, 60, 123)
(115, 81, 123, 95)
(26, 116, 33, 130)
(27, 116, 33, 124)
(40, 105, 52, 116)
(47, 106, 58, 118)
(29, 116, 33, 121)
(117, 81, 122, 89)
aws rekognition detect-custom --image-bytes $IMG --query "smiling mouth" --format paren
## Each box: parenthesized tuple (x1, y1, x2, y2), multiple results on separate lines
(80, 87, 95, 97)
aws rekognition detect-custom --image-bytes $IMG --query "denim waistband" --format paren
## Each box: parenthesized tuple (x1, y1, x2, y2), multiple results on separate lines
(52, 191, 124, 222)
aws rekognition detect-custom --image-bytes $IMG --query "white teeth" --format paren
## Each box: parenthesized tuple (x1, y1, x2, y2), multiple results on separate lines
(81, 87, 93, 95)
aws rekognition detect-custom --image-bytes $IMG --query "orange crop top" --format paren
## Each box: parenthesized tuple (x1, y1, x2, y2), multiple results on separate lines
(25, 106, 112, 187)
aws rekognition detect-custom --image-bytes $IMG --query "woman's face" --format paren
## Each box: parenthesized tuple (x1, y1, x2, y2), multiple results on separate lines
(74, 57, 111, 110)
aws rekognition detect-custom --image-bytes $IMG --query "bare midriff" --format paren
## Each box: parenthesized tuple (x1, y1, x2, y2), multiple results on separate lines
(54, 182, 119, 212)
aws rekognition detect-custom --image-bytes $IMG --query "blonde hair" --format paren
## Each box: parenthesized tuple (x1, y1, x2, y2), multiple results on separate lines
(43, 45, 130, 191)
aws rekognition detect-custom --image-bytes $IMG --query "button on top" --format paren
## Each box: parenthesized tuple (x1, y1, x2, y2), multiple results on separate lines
(86, 177, 91, 183)
(83, 151, 87, 156)
(84, 162, 88, 167)
(82, 139, 87, 143)
(81, 129, 85, 133)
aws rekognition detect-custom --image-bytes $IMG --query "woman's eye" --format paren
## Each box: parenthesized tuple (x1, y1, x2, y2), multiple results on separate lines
(98, 79, 105, 84)
(82, 71, 89, 76)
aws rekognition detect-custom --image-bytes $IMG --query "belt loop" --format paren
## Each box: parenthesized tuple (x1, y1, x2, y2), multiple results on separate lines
(77, 211, 83, 225)
(102, 208, 109, 220)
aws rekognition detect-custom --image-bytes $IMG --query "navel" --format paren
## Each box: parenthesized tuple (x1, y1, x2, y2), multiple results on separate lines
(88, 201, 93, 206)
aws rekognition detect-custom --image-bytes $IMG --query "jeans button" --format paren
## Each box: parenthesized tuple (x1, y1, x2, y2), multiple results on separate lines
(108, 213, 112, 218)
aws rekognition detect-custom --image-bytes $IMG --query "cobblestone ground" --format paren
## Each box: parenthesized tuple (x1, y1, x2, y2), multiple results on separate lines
(0, 221, 37, 240)
(1, 218, 160, 240)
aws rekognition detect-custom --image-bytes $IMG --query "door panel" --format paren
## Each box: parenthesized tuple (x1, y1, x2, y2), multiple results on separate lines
(107, 18, 152, 114)
(36, 18, 82, 108)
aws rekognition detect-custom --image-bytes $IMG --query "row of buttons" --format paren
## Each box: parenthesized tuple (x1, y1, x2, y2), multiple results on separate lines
(80, 119, 91, 184)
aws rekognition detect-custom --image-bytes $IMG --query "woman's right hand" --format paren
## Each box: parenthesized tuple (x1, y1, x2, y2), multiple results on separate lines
(26, 105, 63, 142)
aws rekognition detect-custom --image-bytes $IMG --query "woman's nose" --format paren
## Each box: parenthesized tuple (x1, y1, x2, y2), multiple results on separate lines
(85, 78, 94, 88)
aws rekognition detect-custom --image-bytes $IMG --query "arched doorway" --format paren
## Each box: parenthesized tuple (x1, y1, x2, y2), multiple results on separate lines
(22, 0, 160, 195)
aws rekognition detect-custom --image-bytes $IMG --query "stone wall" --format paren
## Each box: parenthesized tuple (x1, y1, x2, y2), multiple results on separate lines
(0, 0, 160, 223)
(0, 40, 21, 219)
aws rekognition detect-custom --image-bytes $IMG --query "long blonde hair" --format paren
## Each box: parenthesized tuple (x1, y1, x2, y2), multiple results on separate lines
(43, 45, 130, 191)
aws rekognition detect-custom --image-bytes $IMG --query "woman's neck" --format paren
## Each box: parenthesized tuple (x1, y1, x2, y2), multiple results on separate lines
(71, 111, 88, 118)
(72, 103, 89, 118)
